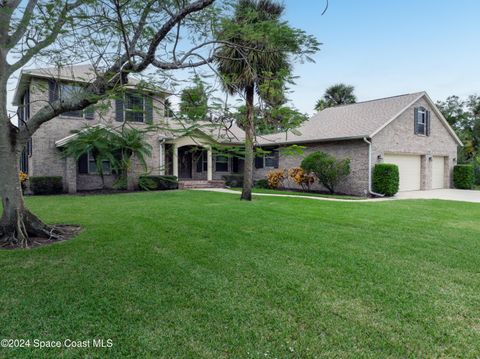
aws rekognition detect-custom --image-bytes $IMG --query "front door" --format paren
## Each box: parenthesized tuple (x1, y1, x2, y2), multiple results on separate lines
(178, 148, 192, 179)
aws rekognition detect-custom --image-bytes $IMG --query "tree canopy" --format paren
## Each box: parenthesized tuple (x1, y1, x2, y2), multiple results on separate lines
(315, 83, 356, 111)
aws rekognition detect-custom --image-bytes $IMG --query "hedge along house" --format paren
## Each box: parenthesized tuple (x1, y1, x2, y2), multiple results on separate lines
(254, 92, 462, 196)
(13, 65, 245, 193)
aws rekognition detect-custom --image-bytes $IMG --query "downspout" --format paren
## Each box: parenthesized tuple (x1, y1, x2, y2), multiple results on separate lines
(363, 137, 385, 197)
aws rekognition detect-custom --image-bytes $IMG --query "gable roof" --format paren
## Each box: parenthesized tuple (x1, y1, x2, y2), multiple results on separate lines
(256, 92, 462, 146)
(12, 65, 170, 105)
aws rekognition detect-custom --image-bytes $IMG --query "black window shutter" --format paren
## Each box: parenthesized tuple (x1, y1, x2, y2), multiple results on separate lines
(115, 98, 124, 122)
(413, 107, 419, 134)
(426, 110, 431, 136)
(273, 149, 280, 168)
(48, 80, 59, 102)
(78, 153, 89, 174)
(145, 96, 153, 124)
(255, 155, 264, 169)
(84, 105, 95, 120)
(232, 156, 239, 173)
(25, 89, 30, 120)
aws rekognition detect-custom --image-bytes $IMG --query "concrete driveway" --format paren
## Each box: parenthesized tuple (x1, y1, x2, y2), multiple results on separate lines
(395, 189, 480, 203)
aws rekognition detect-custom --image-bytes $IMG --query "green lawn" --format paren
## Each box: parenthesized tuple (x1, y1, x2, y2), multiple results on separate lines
(230, 187, 362, 200)
(1, 191, 480, 358)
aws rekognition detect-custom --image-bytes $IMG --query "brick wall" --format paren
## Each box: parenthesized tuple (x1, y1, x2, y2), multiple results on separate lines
(254, 139, 370, 196)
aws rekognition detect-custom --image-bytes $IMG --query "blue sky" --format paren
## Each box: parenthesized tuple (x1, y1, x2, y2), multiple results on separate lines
(7, 0, 480, 116)
(283, 0, 480, 114)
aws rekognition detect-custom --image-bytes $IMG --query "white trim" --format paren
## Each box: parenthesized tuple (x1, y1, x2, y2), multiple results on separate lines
(54, 124, 111, 147)
(369, 92, 425, 138)
(369, 92, 463, 147)
(422, 92, 463, 146)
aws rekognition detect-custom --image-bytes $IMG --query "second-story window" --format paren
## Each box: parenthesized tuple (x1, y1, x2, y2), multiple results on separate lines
(125, 93, 145, 122)
(60, 84, 84, 118)
(414, 106, 430, 136)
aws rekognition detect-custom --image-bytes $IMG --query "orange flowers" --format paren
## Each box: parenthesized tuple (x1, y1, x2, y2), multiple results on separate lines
(288, 167, 314, 191)
(267, 169, 286, 189)
(19, 171, 28, 183)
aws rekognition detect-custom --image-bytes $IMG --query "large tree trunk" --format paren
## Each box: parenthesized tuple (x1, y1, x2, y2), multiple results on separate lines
(241, 84, 255, 201)
(0, 74, 58, 247)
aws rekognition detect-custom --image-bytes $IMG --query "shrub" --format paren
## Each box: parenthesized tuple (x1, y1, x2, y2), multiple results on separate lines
(288, 167, 314, 191)
(372, 164, 399, 196)
(267, 169, 286, 189)
(30, 176, 63, 195)
(301, 151, 350, 194)
(112, 177, 127, 190)
(222, 174, 244, 187)
(453, 165, 474, 189)
(254, 179, 269, 189)
(139, 175, 178, 191)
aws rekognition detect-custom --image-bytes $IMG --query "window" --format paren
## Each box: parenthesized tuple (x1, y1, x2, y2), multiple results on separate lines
(197, 151, 208, 172)
(215, 155, 229, 172)
(60, 84, 84, 117)
(125, 93, 145, 122)
(20, 148, 28, 173)
(18, 89, 30, 125)
(27, 138, 32, 157)
(415, 107, 430, 136)
(264, 152, 277, 168)
(78, 151, 111, 174)
(256, 148, 279, 169)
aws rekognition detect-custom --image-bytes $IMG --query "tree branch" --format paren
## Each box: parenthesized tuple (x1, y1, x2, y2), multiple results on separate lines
(130, 0, 215, 73)
(7, 0, 38, 48)
(7, 0, 84, 75)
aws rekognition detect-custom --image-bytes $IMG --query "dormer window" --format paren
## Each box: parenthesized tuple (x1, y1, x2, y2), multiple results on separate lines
(414, 106, 430, 136)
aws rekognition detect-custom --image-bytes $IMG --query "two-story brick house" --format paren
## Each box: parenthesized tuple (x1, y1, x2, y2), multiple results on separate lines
(13, 65, 462, 196)
(13, 65, 245, 193)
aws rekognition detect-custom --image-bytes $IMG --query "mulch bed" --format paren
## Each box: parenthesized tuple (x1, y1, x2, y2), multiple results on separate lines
(0, 225, 82, 250)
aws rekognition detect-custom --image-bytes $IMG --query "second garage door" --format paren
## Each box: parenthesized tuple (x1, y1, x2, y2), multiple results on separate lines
(384, 154, 421, 191)
(432, 156, 445, 189)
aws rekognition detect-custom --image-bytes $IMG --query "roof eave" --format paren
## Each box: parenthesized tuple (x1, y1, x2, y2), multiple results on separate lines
(256, 135, 367, 146)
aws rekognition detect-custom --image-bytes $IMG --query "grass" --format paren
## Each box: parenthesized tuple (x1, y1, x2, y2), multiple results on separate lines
(1, 190, 480, 358)
(230, 187, 362, 200)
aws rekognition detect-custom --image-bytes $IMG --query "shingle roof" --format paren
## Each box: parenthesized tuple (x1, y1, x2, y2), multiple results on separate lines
(12, 65, 169, 105)
(256, 92, 426, 145)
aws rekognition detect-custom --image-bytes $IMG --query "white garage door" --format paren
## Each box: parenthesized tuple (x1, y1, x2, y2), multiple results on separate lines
(432, 156, 445, 189)
(384, 154, 421, 191)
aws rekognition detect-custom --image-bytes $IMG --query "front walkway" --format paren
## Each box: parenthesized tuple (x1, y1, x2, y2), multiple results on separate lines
(196, 188, 480, 204)
(195, 188, 383, 202)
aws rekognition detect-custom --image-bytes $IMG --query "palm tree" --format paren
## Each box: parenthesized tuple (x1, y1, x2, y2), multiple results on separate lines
(63, 126, 152, 190)
(63, 126, 116, 188)
(111, 128, 152, 190)
(315, 83, 356, 111)
(215, 0, 291, 201)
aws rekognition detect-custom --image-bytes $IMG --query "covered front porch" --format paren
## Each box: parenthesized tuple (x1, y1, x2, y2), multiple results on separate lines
(160, 134, 243, 188)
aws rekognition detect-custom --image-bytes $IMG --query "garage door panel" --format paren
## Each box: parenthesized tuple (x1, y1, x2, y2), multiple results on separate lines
(432, 157, 445, 189)
(384, 154, 421, 192)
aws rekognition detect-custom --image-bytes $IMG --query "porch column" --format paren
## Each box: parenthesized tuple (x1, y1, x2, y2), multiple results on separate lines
(159, 141, 165, 175)
(207, 146, 213, 181)
(65, 156, 77, 194)
(172, 144, 178, 178)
